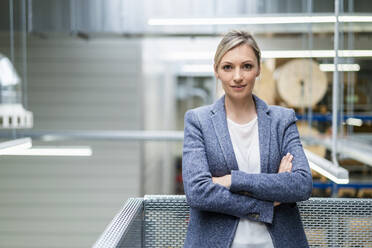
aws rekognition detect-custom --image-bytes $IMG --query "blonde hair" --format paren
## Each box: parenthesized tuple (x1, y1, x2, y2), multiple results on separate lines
(214, 30, 261, 72)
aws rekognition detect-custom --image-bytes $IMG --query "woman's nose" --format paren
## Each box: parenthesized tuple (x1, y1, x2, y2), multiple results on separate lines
(233, 68, 242, 82)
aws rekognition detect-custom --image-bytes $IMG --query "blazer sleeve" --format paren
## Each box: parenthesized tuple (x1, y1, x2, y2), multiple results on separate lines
(229, 110, 313, 203)
(182, 110, 274, 223)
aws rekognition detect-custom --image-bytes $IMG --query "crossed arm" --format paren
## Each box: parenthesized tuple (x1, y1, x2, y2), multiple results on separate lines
(213, 153, 294, 206)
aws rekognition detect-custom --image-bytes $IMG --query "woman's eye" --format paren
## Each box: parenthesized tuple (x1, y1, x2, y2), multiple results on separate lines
(243, 64, 253, 70)
(222, 65, 232, 70)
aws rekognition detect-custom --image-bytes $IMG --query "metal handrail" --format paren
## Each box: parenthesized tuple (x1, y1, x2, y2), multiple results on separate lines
(92, 198, 143, 248)
(93, 195, 372, 248)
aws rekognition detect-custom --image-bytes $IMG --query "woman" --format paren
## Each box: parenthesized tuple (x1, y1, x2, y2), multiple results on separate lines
(182, 30, 313, 248)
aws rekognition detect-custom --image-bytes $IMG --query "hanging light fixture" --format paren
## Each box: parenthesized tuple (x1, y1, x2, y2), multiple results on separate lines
(4, 146, 92, 156)
(0, 54, 33, 129)
(0, 137, 92, 156)
(305, 149, 349, 184)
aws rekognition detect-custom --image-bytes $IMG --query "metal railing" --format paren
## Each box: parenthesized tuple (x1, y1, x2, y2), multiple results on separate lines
(93, 195, 372, 248)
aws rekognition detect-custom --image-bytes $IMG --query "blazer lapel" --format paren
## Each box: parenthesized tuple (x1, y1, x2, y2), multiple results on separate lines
(253, 95, 271, 173)
(210, 96, 239, 171)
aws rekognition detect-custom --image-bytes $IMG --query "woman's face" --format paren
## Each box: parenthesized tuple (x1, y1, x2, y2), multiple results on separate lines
(215, 44, 260, 100)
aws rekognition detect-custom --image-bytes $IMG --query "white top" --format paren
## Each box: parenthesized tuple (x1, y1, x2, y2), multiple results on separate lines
(227, 117, 274, 248)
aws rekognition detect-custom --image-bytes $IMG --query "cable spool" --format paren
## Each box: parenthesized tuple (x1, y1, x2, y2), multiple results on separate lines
(277, 59, 327, 108)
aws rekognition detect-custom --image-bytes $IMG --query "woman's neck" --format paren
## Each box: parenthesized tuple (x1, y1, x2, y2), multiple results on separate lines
(225, 94, 257, 124)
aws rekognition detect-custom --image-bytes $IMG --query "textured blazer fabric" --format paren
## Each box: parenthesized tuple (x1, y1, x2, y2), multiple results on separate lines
(182, 95, 313, 248)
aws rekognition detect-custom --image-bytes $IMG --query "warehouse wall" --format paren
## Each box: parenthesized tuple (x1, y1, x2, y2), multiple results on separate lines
(0, 33, 143, 248)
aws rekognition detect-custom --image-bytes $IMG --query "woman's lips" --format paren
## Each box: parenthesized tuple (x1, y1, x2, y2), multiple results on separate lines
(231, 85, 247, 90)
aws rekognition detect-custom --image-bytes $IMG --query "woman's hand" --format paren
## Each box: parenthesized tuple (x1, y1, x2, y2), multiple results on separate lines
(275, 153, 294, 206)
(278, 153, 293, 173)
(212, 175, 232, 189)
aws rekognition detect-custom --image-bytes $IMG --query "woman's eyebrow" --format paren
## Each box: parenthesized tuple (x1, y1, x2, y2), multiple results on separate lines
(241, 60, 254, 63)
(221, 59, 254, 64)
(220, 61, 233, 64)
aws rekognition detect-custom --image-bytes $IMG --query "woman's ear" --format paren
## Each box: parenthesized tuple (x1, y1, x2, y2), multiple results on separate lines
(256, 64, 261, 77)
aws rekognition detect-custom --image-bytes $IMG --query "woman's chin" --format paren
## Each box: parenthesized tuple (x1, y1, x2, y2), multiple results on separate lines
(226, 91, 252, 100)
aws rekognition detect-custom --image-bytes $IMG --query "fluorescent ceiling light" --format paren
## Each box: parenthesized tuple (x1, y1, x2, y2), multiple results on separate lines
(340, 50, 372, 57)
(149, 16, 335, 25)
(305, 149, 349, 184)
(148, 15, 372, 26)
(181, 64, 214, 73)
(339, 15, 372, 22)
(319, 64, 360, 72)
(167, 50, 372, 61)
(0, 137, 92, 156)
(4, 146, 92, 156)
(0, 138, 32, 155)
(309, 161, 349, 184)
(261, 50, 333, 58)
(262, 50, 372, 58)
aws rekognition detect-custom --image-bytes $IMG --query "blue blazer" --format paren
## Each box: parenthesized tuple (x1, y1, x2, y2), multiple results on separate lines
(182, 95, 313, 248)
